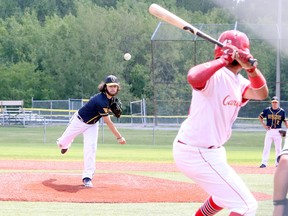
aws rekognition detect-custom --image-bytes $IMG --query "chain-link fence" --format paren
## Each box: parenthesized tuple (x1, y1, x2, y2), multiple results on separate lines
(2, 98, 287, 145)
(151, 22, 288, 120)
(28, 98, 288, 129)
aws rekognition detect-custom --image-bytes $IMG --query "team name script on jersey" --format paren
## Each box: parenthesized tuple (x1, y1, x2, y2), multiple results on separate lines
(268, 114, 282, 120)
(223, 95, 241, 107)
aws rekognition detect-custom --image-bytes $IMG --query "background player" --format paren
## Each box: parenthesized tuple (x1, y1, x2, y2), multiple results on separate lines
(57, 75, 126, 187)
(258, 96, 288, 168)
(173, 30, 268, 215)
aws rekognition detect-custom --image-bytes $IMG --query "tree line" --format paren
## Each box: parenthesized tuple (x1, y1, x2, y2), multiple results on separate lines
(0, 0, 287, 114)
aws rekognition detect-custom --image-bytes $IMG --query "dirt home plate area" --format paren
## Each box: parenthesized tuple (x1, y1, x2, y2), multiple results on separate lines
(0, 160, 272, 203)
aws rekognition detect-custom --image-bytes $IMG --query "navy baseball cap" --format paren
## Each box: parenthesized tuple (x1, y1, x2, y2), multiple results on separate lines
(105, 75, 119, 86)
(271, 96, 279, 103)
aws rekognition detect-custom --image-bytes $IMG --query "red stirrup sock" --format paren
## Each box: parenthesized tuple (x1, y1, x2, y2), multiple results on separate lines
(195, 196, 223, 216)
(229, 212, 243, 216)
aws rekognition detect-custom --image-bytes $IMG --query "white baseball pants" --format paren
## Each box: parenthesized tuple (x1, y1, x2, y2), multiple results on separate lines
(261, 129, 282, 166)
(173, 139, 257, 215)
(57, 112, 99, 180)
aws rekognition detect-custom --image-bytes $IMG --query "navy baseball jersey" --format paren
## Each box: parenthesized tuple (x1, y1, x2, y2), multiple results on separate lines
(259, 107, 286, 129)
(78, 92, 111, 124)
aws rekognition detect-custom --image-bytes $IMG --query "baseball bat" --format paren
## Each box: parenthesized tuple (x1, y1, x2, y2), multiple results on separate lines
(148, 3, 257, 66)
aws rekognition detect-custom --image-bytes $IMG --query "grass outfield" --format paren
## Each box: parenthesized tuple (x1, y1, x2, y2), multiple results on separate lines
(0, 126, 277, 215)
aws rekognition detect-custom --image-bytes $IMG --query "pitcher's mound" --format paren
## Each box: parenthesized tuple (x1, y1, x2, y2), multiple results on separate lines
(0, 172, 271, 203)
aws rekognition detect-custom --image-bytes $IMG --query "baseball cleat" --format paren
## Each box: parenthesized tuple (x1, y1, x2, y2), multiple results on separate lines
(61, 149, 68, 154)
(259, 164, 266, 168)
(83, 177, 93, 188)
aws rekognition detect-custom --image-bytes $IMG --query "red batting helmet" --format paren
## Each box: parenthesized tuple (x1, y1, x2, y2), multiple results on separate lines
(214, 30, 250, 59)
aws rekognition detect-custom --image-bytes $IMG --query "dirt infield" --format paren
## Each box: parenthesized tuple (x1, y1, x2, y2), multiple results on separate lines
(0, 160, 273, 203)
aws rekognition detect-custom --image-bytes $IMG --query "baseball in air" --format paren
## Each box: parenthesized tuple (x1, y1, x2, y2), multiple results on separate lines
(124, 53, 131, 61)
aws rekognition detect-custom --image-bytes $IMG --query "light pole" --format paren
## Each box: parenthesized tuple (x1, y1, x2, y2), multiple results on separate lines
(276, 0, 282, 99)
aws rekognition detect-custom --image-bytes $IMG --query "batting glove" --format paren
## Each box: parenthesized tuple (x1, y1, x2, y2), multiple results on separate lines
(220, 44, 238, 64)
(236, 50, 257, 72)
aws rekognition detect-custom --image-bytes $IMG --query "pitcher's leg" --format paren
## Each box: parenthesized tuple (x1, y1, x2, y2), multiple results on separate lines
(82, 122, 99, 181)
(57, 114, 89, 150)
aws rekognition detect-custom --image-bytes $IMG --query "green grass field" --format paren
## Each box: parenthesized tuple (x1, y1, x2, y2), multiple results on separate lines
(0, 125, 277, 216)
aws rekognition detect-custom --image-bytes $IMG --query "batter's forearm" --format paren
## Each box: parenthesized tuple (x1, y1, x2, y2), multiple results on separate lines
(187, 58, 227, 90)
(246, 69, 268, 100)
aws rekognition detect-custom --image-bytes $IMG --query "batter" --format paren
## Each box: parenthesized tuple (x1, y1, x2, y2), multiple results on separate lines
(173, 30, 268, 216)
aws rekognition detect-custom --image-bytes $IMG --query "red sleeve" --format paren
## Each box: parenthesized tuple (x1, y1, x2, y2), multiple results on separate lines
(241, 85, 250, 104)
(187, 58, 227, 90)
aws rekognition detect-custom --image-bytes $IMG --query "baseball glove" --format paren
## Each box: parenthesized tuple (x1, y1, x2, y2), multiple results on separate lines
(279, 129, 287, 137)
(110, 97, 122, 118)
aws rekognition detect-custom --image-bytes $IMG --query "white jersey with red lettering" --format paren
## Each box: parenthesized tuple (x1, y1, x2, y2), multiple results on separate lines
(177, 67, 250, 148)
(173, 67, 257, 215)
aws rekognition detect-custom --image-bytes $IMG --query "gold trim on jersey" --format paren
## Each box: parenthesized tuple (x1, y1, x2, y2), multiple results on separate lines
(85, 109, 109, 124)
(268, 107, 282, 128)
(86, 115, 100, 124)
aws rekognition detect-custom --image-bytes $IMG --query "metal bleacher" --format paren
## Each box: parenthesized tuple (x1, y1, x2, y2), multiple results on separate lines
(0, 100, 44, 126)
